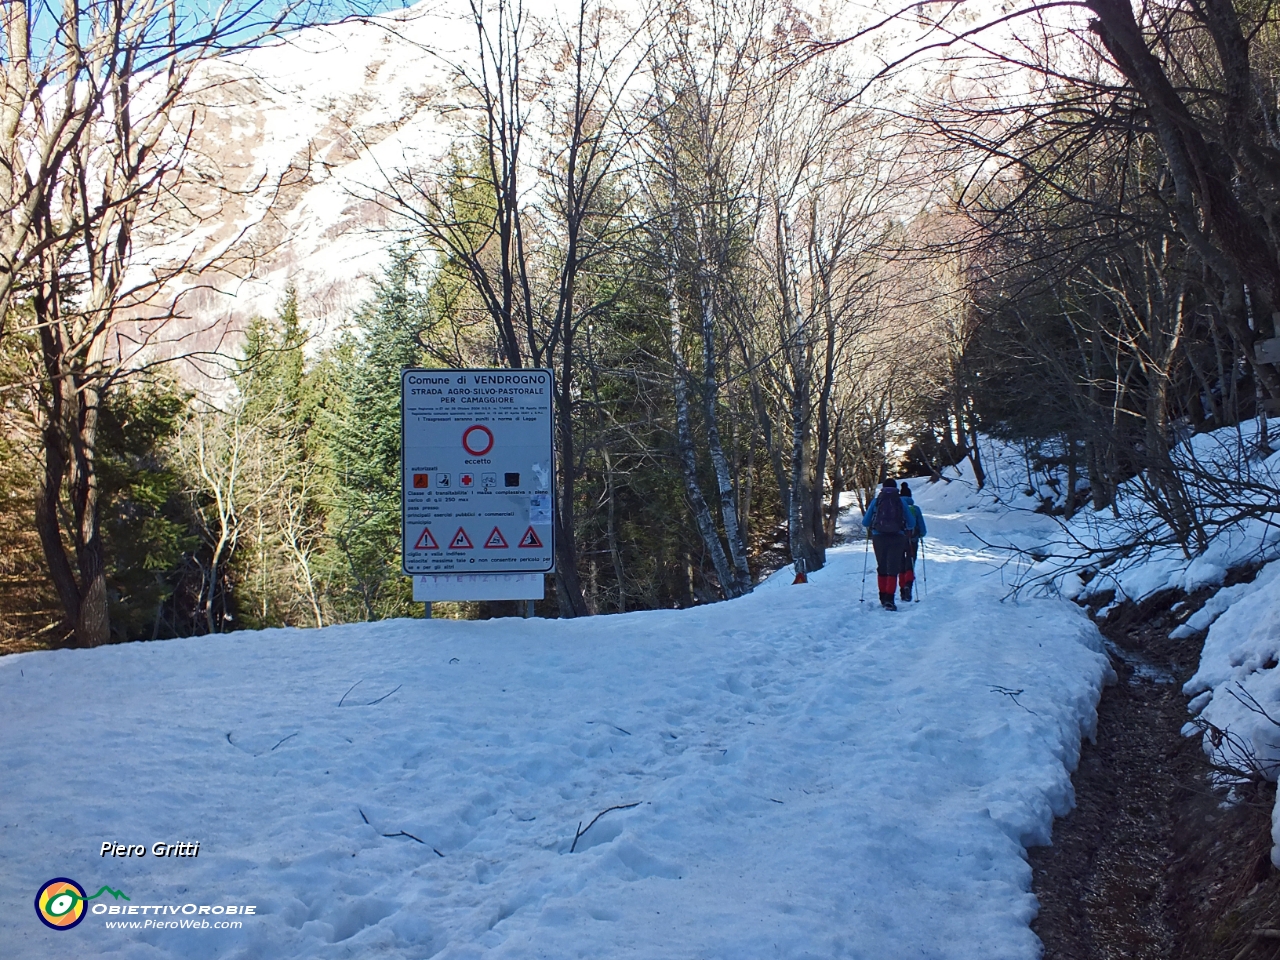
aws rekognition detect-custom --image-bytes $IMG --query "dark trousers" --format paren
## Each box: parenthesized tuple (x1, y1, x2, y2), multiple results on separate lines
(901, 538, 919, 588)
(872, 533, 907, 596)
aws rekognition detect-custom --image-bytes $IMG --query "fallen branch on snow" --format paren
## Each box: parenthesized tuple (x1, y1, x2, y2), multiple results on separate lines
(338, 680, 363, 707)
(366, 684, 402, 705)
(570, 802, 640, 853)
(383, 830, 424, 844)
(990, 685, 1038, 715)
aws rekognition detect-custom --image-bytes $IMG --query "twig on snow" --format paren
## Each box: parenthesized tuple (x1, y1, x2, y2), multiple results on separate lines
(383, 830, 424, 843)
(270, 732, 298, 751)
(366, 684, 402, 706)
(338, 680, 363, 707)
(587, 720, 632, 735)
(1186, 715, 1280, 782)
(990, 685, 1039, 715)
(359, 809, 369, 824)
(570, 802, 640, 853)
(1227, 682, 1280, 728)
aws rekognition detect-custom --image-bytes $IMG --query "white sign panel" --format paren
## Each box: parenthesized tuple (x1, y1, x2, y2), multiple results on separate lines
(412, 574, 545, 602)
(402, 368, 555, 576)
(1257, 336, 1280, 365)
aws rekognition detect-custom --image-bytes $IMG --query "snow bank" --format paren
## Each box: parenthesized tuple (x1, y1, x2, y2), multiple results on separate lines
(1051, 419, 1280, 605)
(967, 421, 1280, 865)
(1182, 561, 1280, 867)
(0, 477, 1109, 958)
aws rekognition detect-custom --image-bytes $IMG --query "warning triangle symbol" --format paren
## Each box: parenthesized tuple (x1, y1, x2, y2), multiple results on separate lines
(518, 526, 543, 548)
(449, 526, 474, 549)
(484, 526, 508, 549)
(414, 527, 440, 550)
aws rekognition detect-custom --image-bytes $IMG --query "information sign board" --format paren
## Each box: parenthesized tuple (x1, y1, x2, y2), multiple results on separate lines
(1257, 337, 1280, 365)
(402, 368, 555, 576)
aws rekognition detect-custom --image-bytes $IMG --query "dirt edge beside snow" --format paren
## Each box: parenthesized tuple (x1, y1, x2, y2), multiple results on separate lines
(1031, 574, 1280, 960)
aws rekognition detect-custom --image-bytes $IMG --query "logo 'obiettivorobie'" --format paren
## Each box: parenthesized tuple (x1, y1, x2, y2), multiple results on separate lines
(35, 878, 129, 931)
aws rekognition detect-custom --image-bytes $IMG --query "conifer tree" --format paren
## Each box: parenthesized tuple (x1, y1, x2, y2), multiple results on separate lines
(326, 247, 431, 620)
(97, 382, 195, 640)
(229, 289, 331, 629)
(240, 289, 307, 425)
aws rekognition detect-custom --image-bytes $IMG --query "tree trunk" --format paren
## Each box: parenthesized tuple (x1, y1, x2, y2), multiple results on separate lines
(33, 283, 111, 645)
(787, 389, 821, 573)
(602, 446, 626, 614)
(668, 263, 738, 599)
(697, 276, 752, 594)
(1064, 433, 1079, 518)
(824, 415, 844, 545)
(552, 348, 590, 617)
(807, 293, 839, 563)
(747, 362, 789, 524)
(35, 423, 81, 635)
(959, 395, 986, 489)
(1086, 0, 1280, 397)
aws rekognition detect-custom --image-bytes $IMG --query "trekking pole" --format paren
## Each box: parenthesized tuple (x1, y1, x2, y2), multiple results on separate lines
(920, 541, 927, 599)
(859, 533, 870, 602)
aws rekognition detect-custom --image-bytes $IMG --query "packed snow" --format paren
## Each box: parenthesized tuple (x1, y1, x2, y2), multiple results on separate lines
(1, 474, 1113, 958)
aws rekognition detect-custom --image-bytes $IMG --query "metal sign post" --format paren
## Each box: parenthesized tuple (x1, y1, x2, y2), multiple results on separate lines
(402, 368, 555, 603)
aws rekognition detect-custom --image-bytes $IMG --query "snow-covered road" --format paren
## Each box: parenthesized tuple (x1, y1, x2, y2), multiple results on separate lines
(1, 477, 1111, 959)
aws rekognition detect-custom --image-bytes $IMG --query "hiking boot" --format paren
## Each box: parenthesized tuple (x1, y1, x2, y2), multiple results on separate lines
(900, 583, 912, 603)
(879, 592, 897, 611)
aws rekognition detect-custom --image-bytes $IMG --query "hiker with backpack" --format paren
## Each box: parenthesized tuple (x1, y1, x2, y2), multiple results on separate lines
(861, 479, 916, 611)
(898, 483, 927, 603)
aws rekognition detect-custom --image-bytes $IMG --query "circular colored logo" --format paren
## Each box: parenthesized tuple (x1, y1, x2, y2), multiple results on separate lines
(35, 878, 87, 930)
(462, 425, 494, 456)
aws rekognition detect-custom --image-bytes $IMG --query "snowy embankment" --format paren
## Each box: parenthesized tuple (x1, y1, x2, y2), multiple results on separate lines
(1015, 420, 1280, 865)
(0, 479, 1111, 959)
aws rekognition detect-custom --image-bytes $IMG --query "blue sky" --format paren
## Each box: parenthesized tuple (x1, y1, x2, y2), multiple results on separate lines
(21, 0, 414, 61)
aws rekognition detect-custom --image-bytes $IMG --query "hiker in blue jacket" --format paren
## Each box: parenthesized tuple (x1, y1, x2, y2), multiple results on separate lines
(861, 479, 916, 611)
(898, 482, 927, 603)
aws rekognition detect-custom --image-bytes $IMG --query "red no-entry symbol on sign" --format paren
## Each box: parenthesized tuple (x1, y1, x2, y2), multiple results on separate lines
(462, 425, 494, 456)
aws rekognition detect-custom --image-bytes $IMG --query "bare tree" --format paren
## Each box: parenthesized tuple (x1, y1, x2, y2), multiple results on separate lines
(3, 0, 317, 645)
(835, 0, 1280, 396)
(642, 0, 783, 597)
(175, 403, 255, 635)
(366, 0, 654, 616)
(752, 56, 907, 571)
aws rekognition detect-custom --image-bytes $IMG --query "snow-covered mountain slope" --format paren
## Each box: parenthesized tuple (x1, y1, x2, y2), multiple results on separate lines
(0, 476, 1111, 959)
(142, 2, 475, 355)
(131, 0, 1081, 367)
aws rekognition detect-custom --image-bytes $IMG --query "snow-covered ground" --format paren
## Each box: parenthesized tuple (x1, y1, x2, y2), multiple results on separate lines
(1, 477, 1112, 958)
